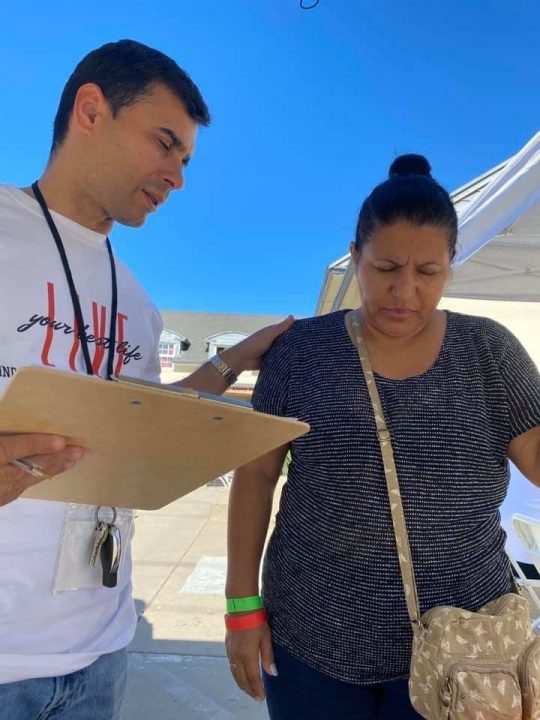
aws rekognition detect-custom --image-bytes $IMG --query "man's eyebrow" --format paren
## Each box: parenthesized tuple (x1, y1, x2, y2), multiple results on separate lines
(158, 127, 186, 151)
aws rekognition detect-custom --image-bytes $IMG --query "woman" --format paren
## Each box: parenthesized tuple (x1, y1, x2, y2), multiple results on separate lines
(225, 155, 540, 719)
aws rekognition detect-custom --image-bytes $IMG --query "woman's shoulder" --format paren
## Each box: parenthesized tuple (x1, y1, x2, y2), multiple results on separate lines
(262, 311, 348, 367)
(448, 310, 511, 333)
(447, 310, 524, 357)
(274, 310, 348, 344)
(291, 309, 347, 332)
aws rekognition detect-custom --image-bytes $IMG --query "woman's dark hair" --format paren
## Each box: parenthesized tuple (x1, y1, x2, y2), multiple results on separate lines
(51, 39, 210, 153)
(354, 154, 458, 260)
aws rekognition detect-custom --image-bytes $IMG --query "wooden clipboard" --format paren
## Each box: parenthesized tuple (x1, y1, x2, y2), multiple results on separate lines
(0, 367, 309, 509)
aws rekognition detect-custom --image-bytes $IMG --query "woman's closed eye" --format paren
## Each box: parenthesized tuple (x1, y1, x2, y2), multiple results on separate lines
(374, 264, 441, 275)
(418, 265, 442, 276)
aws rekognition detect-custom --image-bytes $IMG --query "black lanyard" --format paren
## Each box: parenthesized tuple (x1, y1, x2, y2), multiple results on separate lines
(31, 181, 118, 379)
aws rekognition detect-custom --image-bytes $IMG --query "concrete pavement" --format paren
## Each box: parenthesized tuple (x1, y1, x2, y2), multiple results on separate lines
(124, 483, 282, 719)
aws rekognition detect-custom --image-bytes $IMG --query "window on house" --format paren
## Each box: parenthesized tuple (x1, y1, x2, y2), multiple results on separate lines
(206, 332, 248, 360)
(159, 340, 180, 370)
(159, 342, 177, 357)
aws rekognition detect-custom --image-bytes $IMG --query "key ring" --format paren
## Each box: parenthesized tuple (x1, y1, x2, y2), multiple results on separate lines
(95, 505, 117, 524)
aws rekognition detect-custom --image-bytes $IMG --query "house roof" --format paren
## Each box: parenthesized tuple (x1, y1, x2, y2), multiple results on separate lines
(160, 310, 287, 366)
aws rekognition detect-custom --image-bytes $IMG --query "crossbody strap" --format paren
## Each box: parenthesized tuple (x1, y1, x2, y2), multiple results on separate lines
(347, 311, 422, 626)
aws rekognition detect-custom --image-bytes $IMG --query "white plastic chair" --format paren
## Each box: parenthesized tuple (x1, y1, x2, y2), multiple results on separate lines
(217, 470, 234, 488)
(508, 513, 540, 631)
(207, 469, 234, 487)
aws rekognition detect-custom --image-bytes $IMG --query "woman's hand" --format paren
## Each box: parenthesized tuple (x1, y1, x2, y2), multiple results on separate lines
(226, 621, 277, 702)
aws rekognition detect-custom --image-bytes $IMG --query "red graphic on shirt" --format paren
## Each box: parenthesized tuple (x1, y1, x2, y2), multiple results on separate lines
(68, 315, 81, 372)
(18, 281, 143, 376)
(41, 282, 56, 367)
(91, 302, 106, 374)
(115, 313, 128, 377)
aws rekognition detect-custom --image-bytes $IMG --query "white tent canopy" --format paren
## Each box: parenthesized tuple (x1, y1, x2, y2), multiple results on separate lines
(449, 131, 540, 300)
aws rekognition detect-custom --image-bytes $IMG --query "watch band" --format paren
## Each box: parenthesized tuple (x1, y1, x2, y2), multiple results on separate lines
(209, 353, 238, 386)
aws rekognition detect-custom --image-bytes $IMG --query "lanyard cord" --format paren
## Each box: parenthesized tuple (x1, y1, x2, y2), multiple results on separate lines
(31, 181, 118, 379)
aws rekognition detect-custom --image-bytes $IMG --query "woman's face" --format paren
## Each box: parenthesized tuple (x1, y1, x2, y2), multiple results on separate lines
(351, 220, 452, 338)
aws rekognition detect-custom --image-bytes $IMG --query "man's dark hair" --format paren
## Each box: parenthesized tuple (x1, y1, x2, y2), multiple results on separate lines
(355, 154, 458, 260)
(51, 39, 210, 153)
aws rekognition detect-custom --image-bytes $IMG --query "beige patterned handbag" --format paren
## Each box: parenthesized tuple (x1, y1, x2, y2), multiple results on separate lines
(348, 312, 540, 720)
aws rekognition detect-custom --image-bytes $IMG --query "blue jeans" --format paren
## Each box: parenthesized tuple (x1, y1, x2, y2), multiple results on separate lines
(0, 648, 127, 720)
(263, 644, 423, 720)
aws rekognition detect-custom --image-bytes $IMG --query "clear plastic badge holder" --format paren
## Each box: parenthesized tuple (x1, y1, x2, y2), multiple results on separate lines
(53, 503, 134, 593)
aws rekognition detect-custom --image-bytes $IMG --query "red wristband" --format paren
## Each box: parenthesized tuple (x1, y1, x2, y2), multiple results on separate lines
(225, 609, 268, 631)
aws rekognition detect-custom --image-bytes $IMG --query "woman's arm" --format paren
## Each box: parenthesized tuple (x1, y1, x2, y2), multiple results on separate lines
(225, 443, 289, 702)
(508, 426, 540, 487)
(226, 444, 288, 597)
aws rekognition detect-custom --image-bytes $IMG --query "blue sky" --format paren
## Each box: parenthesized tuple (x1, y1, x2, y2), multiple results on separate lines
(1, 0, 538, 317)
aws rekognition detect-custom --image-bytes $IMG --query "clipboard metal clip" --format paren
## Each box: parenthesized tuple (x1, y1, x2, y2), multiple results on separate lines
(115, 376, 200, 398)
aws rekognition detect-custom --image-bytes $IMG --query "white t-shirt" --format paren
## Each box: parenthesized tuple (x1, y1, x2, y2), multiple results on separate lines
(500, 462, 540, 564)
(0, 185, 163, 683)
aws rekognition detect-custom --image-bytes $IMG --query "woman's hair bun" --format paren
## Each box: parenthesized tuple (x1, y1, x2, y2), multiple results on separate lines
(389, 154, 432, 178)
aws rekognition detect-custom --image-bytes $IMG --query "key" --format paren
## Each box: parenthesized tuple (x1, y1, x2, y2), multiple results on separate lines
(89, 521, 109, 567)
(108, 524, 122, 573)
(100, 524, 122, 588)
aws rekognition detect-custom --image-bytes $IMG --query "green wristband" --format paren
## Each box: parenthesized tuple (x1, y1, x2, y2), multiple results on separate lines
(226, 595, 264, 613)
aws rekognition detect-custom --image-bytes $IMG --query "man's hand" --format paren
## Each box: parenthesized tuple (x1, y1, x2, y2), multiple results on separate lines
(222, 315, 294, 373)
(0, 434, 84, 507)
(172, 316, 294, 395)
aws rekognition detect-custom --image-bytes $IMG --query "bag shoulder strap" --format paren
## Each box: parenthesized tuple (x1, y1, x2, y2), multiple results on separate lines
(347, 311, 422, 625)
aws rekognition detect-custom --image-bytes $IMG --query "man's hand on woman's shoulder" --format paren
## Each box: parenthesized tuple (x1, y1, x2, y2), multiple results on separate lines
(222, 315, 295, 374)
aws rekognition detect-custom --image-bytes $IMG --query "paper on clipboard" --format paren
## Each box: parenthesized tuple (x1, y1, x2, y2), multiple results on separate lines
(0, 366, 309, 509)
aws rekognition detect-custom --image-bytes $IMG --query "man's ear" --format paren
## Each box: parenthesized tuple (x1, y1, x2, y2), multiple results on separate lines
(70, 83, 108, 139)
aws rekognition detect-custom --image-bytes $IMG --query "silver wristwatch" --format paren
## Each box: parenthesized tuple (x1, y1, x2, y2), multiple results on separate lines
(209, 354, 238, 386)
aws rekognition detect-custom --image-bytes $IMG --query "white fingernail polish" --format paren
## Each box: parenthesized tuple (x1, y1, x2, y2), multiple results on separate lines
(269, 663, 278, 676)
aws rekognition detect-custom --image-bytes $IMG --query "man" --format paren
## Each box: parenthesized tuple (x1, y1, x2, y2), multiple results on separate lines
(0, 39, 292, 718)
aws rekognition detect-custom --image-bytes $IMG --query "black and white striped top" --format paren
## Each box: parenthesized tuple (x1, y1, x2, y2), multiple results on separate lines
(252, 310, 540, 685)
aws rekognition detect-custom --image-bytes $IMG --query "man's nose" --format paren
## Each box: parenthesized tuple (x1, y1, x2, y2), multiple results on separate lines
(163, 161, 184, 191)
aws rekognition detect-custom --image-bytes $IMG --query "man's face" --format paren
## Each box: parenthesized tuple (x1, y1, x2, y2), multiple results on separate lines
(87, 82, 198, 228)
